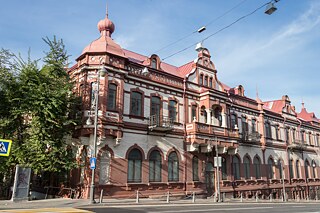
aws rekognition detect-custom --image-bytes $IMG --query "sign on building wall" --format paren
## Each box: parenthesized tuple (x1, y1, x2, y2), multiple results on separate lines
(0, 139, 12, 156)
(11, 165, 31, 201)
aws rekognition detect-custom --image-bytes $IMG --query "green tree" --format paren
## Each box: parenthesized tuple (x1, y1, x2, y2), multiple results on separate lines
(0, 37, 81, 195)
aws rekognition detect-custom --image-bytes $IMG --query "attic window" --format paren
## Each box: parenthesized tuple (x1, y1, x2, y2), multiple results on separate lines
(151, 58, 157, 69)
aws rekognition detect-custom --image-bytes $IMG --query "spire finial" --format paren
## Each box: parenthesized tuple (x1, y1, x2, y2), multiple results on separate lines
(256, 84, 259, 99)
(302, 98, 305, 108)
(106, 2, 108, 18)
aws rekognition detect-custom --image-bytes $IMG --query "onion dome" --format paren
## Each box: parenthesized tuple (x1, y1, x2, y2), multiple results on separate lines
(97, 5, 115, 37)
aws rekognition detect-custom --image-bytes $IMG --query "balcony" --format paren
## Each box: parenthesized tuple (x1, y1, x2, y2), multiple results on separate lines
(148, 115, 173, 132)
(185, 122, 239, 144)
(241, 131, 261, 143)
(288, 140, 307, 151)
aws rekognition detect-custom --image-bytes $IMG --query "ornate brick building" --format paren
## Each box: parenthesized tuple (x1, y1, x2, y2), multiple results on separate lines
(68, 8, 320, 200)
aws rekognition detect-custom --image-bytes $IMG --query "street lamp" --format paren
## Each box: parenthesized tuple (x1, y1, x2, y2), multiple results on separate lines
(89, 64, 107, 204)
(214, 137, 221, 202)
(274, 159, 286, 202)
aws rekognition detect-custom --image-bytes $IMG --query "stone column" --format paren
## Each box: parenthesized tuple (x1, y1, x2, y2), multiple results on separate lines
(221, 112, 227, 128)
(206, 109, 211, 125)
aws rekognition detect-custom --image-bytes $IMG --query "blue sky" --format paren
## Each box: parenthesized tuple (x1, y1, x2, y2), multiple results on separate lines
(1, 0, 319, 116)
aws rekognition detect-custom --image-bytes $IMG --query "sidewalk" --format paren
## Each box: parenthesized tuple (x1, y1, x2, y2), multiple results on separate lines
(1, 197, 319, 210)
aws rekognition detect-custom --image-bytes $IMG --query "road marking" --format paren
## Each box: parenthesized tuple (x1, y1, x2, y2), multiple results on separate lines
(0, 208, 93, 213)
(147, 206, 274, 213)
(290, 206, 306, 208)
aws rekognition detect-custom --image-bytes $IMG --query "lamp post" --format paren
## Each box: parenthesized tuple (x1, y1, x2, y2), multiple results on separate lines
(88, 64, 107, 204)
(214, 137, 221, 202)
(275, 159, 286, 202)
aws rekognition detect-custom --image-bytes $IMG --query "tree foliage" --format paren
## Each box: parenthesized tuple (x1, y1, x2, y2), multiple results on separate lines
(0, 37, 81, 181)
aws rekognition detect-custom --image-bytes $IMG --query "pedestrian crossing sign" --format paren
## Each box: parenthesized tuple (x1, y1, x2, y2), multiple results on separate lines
(0, 139, 12, 156)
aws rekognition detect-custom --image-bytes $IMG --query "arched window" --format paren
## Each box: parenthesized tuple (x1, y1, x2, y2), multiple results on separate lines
(192, 156, 199, 181)
(267, 158, 274, 179)
(199, 74, 203, 85)
(312, 161, 317, 178)
(168, 152, 179, 182)
(289, 159, 294, 179)
(214, 107, 222, 126)
(107, 83, 117, 110)
(243, 156, 251, 179)
(221, 157, 227, 180)
(168, 100, 178, 122)
(296, 160, 301, 179)
(191, 105, 197, 122)
(99, 150, 111, 184)
(201, 106, 207, 123)
(305, 160, 310, 179)
(204, 76, 208, 86)
(278, 160, 284, 179)
(232, 156, 240, 180)
(127, 149, 142, 183)
(231, 114, 237, 129)
(209, 77, 213, 88)
(253, 157, 261, 179)
(151, 96, 161, 124)
(151, 58, 157, 69)
(130, 92, 142, 116)
(149, 150, 161, 182)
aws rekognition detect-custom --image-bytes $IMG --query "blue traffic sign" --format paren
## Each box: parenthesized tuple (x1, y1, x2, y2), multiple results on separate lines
(0, 139, 12, 157)
(90, 157, 96, 169)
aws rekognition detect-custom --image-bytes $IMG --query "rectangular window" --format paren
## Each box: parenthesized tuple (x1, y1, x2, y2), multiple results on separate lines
(130, 92, 142, 116)
(107, 84, 117, 110)
(168, 100, 178, 122)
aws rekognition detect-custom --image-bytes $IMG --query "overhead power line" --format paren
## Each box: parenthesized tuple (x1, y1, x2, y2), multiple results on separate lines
(162, 0, 273, 61)
(153, 0, 248, 55)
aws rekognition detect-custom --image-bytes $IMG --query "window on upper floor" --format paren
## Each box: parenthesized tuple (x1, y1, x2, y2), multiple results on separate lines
(107, 83, 117, 111)
(305, 161, 310, 179)
(300, 131, 305, 143)
(274, 125, 279, 140)
(292, 129, 296, 142)
(191, 105, 197, 122)
(214, 107, 222, 126)
(241, 117, 248, 133)
(151, 58, 157, 69)
(221, 157, 227, 180)
(265, 122, 272, 138)
(168, 100, 178, 122)
(312, 161, 317, 178)
(130, 92, 143, 116)
(151, 96, 161, 120)
(252, 119, 256, 132)
(285, 127, 290, 143)
(231, 114, 237, 130)
(316, 134, 320, 147)
(199, 74, 203, 85)
(209, 77, 213, 88)
(204, 76, 208, 87)
(308, 132, 313, 145)
(201, 106, 207, 123)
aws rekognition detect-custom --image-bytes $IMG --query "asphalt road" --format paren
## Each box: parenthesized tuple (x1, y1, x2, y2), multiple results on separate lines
(81, 202, 320, 213)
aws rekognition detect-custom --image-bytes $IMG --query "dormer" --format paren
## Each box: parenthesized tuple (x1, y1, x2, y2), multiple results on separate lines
(234, 85, 245, 96)
(144, 54, 161, 70)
